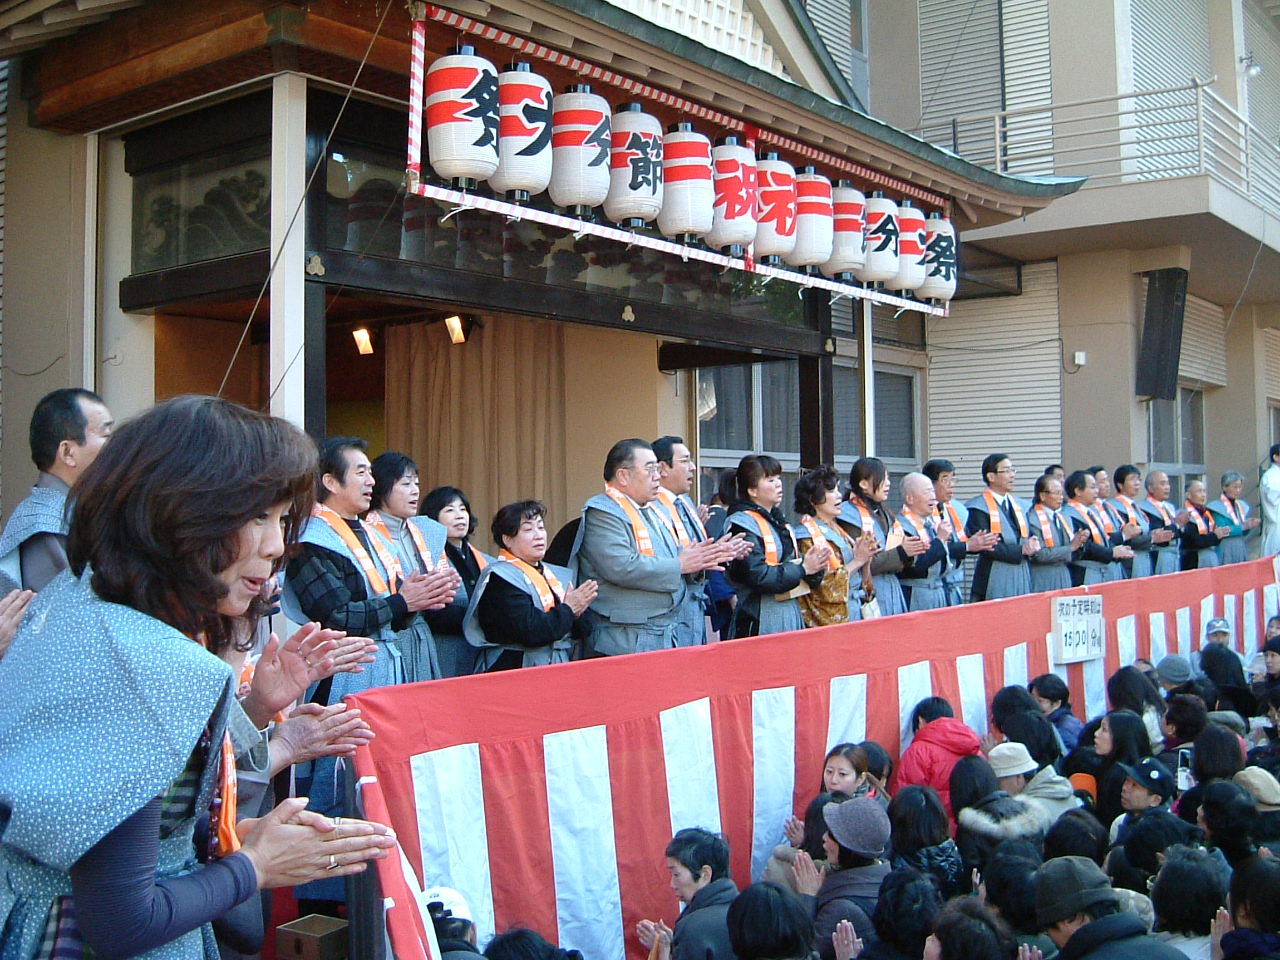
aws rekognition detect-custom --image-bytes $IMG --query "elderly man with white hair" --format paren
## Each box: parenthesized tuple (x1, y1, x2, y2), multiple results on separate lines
(896, 472, 953, 611)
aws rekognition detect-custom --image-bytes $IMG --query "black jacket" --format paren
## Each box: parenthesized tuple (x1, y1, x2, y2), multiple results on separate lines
(725, 501, 824, 638)
(672, 877, 739, 960)
(954, 791, 1044, 884)
(1057, 912, 1188, 960)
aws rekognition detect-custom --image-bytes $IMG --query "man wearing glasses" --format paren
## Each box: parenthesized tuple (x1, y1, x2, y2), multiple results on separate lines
(571, 438, 746, 656)
(964, 453, 1040, 601)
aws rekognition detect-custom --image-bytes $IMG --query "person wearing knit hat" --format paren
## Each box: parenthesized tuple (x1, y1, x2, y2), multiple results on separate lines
(1155, 655, 1192, 688)
(1035, 856, 1184, 960)
(790, 797, 890, 959)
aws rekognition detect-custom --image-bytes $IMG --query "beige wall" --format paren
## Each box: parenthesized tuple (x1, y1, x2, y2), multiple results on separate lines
(560, 324, 687, 523)
(1, 61, 89, 518)
(1206, 308, 1270, 498)
(1058, 251, 1146, 468)
(865, 2, 920, 128)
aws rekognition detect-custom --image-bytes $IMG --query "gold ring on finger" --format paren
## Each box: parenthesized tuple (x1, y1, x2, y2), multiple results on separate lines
(327, 854, 338, 870)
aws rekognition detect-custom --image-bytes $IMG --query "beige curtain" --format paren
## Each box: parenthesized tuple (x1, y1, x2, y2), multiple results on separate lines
(384, 316, 568, 547)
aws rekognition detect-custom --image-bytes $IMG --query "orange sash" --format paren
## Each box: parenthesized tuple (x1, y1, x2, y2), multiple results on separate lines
(654, 488, 693, 547)
(604, 484, 655, 556)
(938, 502, 968, 542)
(1093, 504, 1115, 535)
(1068, 500, 1105, 545)
(365, 510, 442, 572)
(313, 504, 400, 595)
(498, 549, 566, 611)
(1219, 495, 1244, 526)
(196, 633, 240, 858)
(470, 543, 489, 571)
(1114, 495, 1141, 525)
(899, 508, 931, 545)
(1033, 505, 1058, 547)
(853, 500, 904, 543)
(1145, 496, 1177, 525)
(743, 510, 799, 566)
(799, 515, 842, 571)
(983, 490, 1029, 538)
(1186, 501, 1211, 534)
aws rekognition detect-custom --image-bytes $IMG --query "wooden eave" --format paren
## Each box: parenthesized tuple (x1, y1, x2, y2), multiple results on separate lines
(25, 0, 1078, 230)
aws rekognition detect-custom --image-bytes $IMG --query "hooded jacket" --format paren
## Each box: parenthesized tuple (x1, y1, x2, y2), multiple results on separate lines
(804, 861, 891, 960)
(955, 790, 1045, 879)
(672, 877, 739, 960)
(1015, 765, 1083, 832)
(895, 717, 983, 815)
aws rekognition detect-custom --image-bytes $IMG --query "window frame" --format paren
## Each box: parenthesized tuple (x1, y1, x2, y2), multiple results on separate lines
(1146, 384, 1207, 501)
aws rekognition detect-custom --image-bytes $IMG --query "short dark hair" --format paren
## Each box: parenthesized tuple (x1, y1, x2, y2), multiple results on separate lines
(665, 827, 730, 882)
(922, 459, 955, 483)
(1165, 694, 1209, 741)
(716, 468, 738, 506)
(1107, 665, 1165, 717)
(1150, 845, 1227, 936)
(1114, 464, 1140, 489)
(67, 396, 316, 655)
(873, 868, 941, 958)
(727, 882, 814, 960)
(1000, 711, 1060, 769)
(980, 854, 1040, 934)
(1044, 808, 1109, 865)
(491, 500, 547, 547)
(981, 453, 1011, 485)
(1087, 465, 1106, 478)
(1122, 812, 1203, 877)
(484, 928, 578, 960)
(1044, 464, 1064, 475)
(1065, 470, 1090, 498)
(651, 435, 685, 466)
(861, 740, 893, 782)
(427, 898, 475, 943)
(1230, 854, 1280, 933)
(736, 454, 783, 502)
(370, 451, 418, 511)
(317, 436, 367, 501)
(1193, 724, 1246, 785)
(603, 439, 652, 483)
(1029, 673, 1070, 709)
(1272, 444, 1280, 464)
(421, 485, 478, 537)
(29, 387, 103, 471)
(991, 685, 1043, 733)
(1033, 474, 1057, 502)
(932, 896, 1016, 960)
(911, 696, 954, 731)
(1202, 780, 1258, 869)
(949, 755, 1000, 815)
(794, 466, 841, 516)
(887, 785, 950, 857)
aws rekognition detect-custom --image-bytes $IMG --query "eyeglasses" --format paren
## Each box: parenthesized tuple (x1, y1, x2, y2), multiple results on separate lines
(996, 467, 1017, 474)
(631, 462, 662, 477)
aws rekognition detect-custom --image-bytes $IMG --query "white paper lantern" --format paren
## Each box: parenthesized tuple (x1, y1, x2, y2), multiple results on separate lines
(821, 180, 866, 278)
(855, 192, 900, 283)
(604, 102, 664, 227)
(918, 213, 958, 302)
(785, 167, 833, 269)
(548, 85, 612, 215)
(657, 122, 713, 241)
(704, 135, 757, 255)
(487, 62, 553, 202)
(890, 202, 928, 292)
(425, 45, 500, 188)
(754, 153, 797, 265)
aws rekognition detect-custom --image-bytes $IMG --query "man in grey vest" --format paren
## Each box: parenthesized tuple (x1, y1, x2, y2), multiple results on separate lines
(652, 435, 715, 645)
(0, 388, 113, 590)
(571, 438, 748, 656)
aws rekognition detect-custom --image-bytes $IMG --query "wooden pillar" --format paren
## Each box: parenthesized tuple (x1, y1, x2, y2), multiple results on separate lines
(859, 298, 876, 454)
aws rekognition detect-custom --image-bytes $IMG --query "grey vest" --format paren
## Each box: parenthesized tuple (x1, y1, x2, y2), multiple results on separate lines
(463, 558, 576, 669)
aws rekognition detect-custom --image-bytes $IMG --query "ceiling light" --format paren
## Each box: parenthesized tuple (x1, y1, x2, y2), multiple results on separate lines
(352, 327, 374, 355)
(444, 314, 469, 344)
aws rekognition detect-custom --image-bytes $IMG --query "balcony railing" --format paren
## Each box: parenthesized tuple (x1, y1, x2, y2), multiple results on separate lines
(920, 79, 1280, 221)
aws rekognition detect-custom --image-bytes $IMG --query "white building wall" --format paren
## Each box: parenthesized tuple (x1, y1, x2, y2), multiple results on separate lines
(602, 0, 785, 75)
(926, 260, 1063, 500)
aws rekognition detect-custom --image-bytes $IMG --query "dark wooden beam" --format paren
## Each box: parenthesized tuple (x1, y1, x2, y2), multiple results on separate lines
(119, 251, 270, 313)
(657, 342, 790, 371)
(304, 279, 328, 439)
(798, 286, 835, 468)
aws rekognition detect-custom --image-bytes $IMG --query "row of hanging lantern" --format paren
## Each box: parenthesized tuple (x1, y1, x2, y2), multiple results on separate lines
(423, 45, 956, 302)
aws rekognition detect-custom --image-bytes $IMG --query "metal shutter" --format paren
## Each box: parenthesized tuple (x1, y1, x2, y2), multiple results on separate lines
(1245, 2, 1280, 144)
(612, 0, 786, 75)
(1000, 0, 1053, 174)
(1130, 0, 1212, 177)
(926, 261, 1063, 501)
(918, 0, 1003, 157)
(806, 0, 854, 88)
(1266, 329, 1280, 402)
(1177, 292, 1227, 387)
